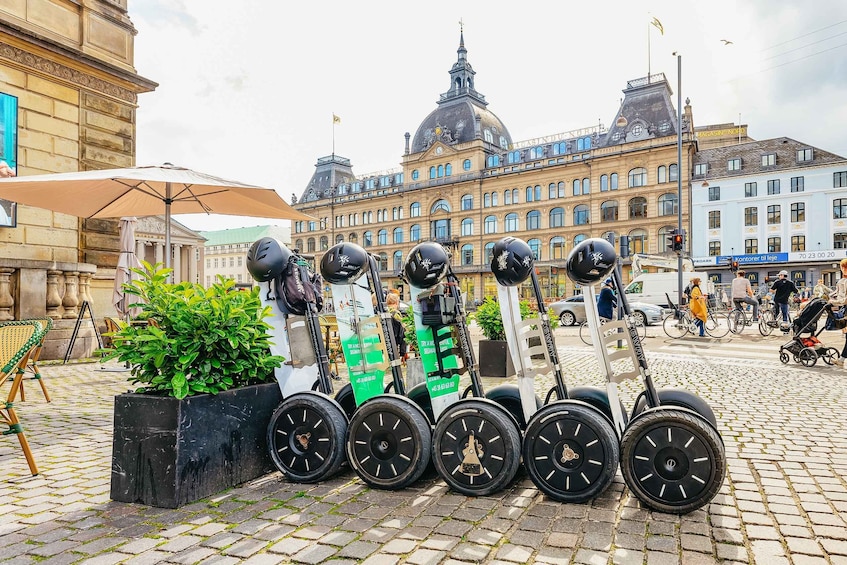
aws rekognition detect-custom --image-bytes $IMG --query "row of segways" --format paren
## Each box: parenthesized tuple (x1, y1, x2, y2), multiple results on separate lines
(246, 236, 725, 513)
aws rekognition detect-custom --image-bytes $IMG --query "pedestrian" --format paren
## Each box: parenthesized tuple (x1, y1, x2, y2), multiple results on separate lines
(730, 270, 759, 321)
(689, 277, 707, 337)
(771, 270, 798, 325)
(385, 291, 408, 361)
(814, 278, 830, 299)
(827, 258, 847, 367)
(596, 278, 617, 322)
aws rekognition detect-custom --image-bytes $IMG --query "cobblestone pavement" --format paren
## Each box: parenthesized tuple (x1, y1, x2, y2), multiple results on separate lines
(1, 326, 846, 564)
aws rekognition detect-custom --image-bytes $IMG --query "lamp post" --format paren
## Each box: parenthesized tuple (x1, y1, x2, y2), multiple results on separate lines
(675, 53, 683, 302)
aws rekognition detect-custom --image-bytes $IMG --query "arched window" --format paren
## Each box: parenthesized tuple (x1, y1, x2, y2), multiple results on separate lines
(629, 197, 647, 219)
(504, 190, 512, 205)
(629, 229, 647, 254)
(526, 186, 533, 202)
(461, 244, 474, 266)
(411, 169, 419, 181)
(393, 227, 403, 244)
(484, 215, 497, 234)
(573, 233, 587, 247)
(484, 242, 495, 264)
(505, 213, 519, 232)
(431, 199, 451, 214)
(628, 167, 647, 187)
(492, 192, 499, 206)
(320, 236, 328, 251)
(295, 239, 303, 250)
(601, 200, 619, 222)
(658, 226, 676, 252)
(573, 179, 581, 196)
(548, 183, 557, 199)
(393, 251, 403, 272)
(487, 155, 500, 167)
(484, 193, 491, 208)
(445, 163, 452, 176)
(461, 218, 474, 236)
(335, 234, 344, 244)
(669, 163, 679, 181)
(527, 238, 541, 260)
(573, 204, 590, 225)
(526, 210, 541, 230)
(410, 202, 421, 217)
(429, 166, 436, 179)
(378, 252, 388, 271)
(363, 231, 373, 247)
(657, 165, 667, 184)
(610, 173, 619, 190)
(377, 229, 387, 245)
(549, 207, 564, 228)
(409, 224, 421, 242)
(582, 178, 590, 194)
(512, 188, 519, 203)
(348, 233, 358, 244)
(550, 236, 566, 260)
(463, 159, 472, 171)
(600, 174, 609, 192)
(461, 194, 473, 210)
(658, 193, 678, 216)
(437, 164, 444, 178)
(557, 181, 566, 198)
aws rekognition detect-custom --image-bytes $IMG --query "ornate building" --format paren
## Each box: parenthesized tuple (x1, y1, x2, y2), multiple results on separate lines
(294, 31, 702, 302)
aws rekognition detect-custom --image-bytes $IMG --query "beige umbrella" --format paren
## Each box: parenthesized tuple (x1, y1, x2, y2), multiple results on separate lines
(0, 163, 313, 270)
(113, 216, 142, 319)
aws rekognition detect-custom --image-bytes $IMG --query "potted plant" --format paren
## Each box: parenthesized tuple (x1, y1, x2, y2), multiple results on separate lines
(103, 262, 285, 508)
(472, 297, 526, 377)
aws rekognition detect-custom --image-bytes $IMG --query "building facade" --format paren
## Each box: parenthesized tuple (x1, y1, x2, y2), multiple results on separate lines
(691, 138, 847, 289)
(294, 32, 702, 303)
(201, 225, 291, 287)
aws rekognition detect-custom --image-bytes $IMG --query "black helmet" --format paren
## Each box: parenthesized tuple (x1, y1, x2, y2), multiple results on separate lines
(566, 238, 617, 286)
(320, 242, 368, 284)
(246, 237, 291, 282)
(491, 237, 534, 287)
(403, 242, 448, 288)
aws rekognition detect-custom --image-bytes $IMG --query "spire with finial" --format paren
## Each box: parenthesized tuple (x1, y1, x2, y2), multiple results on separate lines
(439, 20, 486, 106)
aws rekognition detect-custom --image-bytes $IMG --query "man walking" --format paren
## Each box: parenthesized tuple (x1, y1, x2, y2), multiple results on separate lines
(730, 270, 758, 321)
(771, 270, 799, 325)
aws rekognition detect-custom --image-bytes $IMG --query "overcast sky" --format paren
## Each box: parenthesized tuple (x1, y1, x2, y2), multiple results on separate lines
(131, 0, 847, 232)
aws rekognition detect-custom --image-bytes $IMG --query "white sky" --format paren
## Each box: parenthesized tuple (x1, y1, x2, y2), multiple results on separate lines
(131, 0, 847, 232)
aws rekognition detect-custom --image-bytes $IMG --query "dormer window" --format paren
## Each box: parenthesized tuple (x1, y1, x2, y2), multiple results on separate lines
(761, 153, 776, 167)
(797, 148, 813, 162)
(694, 163, 708, 176)
(727, 158, 742, 171)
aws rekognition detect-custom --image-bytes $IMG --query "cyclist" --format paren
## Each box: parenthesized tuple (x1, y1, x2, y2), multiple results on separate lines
(597, 278, 617, 322)
(730, 270, 758, 322)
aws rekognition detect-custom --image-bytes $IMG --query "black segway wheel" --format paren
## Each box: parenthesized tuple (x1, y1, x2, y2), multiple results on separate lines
(346, 395, 431, 490)
(631, 388, 717, 428)
(798, 347, 817, 367)
(822, 347, 840, 365)
(485, 384, 541, 430)
(779, 351, 790, 364)
(522, 401, 619, 503)
(334, 383, 358, 420)
(620, 407, 725, 514)
(267, 393, 348, 483)
(432, 399, 522, 497)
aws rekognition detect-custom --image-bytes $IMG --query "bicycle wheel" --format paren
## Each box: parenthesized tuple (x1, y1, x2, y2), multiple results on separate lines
(728, 310, 745, 335)
(706, 312, 730, 338)
(759, 310, 775, 336)
(579, 321, 593, 346)
(663, 312, 689, 339)
(631, 317, 647, 342)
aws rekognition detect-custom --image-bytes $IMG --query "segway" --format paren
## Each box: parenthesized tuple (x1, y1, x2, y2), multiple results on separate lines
(404, 242, 523, 497)
(490, 236, 620, 503)
(567, 238, 726, 514)
(321, 242, 431, 490)
(247, 238, 348, 483)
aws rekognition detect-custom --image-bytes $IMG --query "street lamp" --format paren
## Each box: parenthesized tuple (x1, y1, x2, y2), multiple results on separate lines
(674, 52, 683, 301)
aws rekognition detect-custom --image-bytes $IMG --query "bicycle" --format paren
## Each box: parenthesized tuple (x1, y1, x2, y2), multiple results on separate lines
(579, 315, 646, 346)
(663, 307, 727, 339)
(728, 299, 759, 335)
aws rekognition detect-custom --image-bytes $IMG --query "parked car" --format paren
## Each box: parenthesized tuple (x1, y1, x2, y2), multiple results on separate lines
(549, 295, 671, 326)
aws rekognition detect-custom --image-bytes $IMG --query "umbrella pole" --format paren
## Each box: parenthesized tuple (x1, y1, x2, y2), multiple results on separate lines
(165, 181, 172, 280)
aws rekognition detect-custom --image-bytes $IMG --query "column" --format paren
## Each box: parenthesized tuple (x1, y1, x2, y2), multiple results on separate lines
(172, 244, 182, 283)
(0, 268, 15, 321)
(46, 270, 62, 319)
(188, 246, 198, 284)
(62, 271, 80, 319)
(155, 242, 164, 266)
(79, 272, 94, 307)
(136, 239, 146, 265)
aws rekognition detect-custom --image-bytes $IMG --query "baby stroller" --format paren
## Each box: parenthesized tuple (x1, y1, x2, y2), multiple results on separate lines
(778, 297, 839, 367)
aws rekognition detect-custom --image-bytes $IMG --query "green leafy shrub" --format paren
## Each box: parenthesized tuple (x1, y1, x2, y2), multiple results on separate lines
(472, 296, 559, 339)
(401, 307, 417, 352)
(101, 261, 284, 399)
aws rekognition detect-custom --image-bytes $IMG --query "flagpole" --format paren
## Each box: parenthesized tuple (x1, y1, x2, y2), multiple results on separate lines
(647, 20, 651, 80)
(332, 115, 336, 158)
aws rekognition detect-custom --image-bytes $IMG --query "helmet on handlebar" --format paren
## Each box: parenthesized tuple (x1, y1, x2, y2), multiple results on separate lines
(246, 237, 291, 282)
(320, 242, 368, 284)
(491, 236, 534, 287)
(566, 238, 617, 286)
(403, 242, 449, 288)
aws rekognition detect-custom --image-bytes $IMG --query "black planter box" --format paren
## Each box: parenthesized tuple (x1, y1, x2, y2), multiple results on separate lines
(477, 339, 515, 378)
(111, 382, 282, 508)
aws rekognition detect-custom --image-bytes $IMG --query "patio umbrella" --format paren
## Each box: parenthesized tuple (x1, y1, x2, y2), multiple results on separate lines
(0, 163, 313, 270)
(113, 216, 142, 319)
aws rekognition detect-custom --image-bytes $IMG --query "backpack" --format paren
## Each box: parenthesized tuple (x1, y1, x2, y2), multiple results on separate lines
(276, 260, 323, 315)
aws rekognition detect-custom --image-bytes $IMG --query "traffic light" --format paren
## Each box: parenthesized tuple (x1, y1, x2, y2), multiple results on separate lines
(667, 229, 678, 251)
(730, 259, 740, 272)
(672, 232, 684, 251)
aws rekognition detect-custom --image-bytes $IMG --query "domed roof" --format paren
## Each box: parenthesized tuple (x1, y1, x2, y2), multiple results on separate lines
(410, 31, 512, 154)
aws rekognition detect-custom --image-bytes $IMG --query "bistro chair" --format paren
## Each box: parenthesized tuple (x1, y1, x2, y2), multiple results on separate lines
(0, 320, 44, 475)
(16, 317, 53, 402)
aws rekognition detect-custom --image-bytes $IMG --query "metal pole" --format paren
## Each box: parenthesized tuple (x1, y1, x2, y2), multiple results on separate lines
(676, 54, 683, 304)
(165, 181, 172, 273)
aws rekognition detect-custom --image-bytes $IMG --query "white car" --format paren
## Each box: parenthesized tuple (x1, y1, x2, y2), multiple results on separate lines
(549, 295, 671, 327)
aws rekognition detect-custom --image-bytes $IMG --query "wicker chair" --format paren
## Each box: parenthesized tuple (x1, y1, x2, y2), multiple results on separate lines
(16, 317, 54, 402)
(0, 320, 44, 475)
